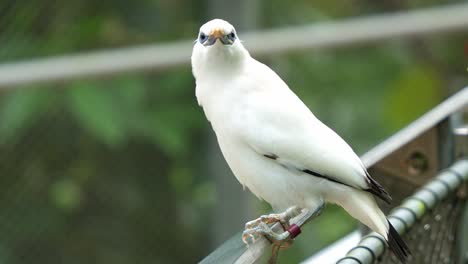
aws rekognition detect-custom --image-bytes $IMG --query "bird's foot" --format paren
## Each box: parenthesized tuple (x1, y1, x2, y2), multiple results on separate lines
(242, 222, 290, 246)
(242, 206, 303, 245)
(244, 206, 302, 229)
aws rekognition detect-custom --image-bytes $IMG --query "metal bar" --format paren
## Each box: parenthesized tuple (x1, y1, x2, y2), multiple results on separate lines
(361, 87, 468, 168)
(337, 159, 468, 264)
(1, 3, 468, 89)
(301, 231, 362, 264)
(200, 208, 314, 264)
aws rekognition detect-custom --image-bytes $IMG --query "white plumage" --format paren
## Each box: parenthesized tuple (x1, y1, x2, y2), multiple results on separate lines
(192, 19, 409, 262)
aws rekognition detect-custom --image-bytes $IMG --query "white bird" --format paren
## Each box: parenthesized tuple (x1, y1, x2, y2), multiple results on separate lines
(192, 19, 410, 262)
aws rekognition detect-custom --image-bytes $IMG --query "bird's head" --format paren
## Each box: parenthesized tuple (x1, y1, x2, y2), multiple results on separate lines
(198, 19, 237, 47)
(191, 19, 249, 78)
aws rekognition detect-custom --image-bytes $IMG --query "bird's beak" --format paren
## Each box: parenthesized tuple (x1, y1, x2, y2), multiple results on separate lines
(204, 28, 233, 46)
(211, 28, 224, 39)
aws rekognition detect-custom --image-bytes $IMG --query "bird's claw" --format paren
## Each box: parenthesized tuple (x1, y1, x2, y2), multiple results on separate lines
(244, 206, 302, 230)
(242, 222, 269, 244)
(244, 215, 285, 230)
(242, 206, 303, 246)
(242, 222, 286, 246)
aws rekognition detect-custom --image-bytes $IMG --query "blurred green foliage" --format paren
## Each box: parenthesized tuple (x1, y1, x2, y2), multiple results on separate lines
(0, 0, 467, 263)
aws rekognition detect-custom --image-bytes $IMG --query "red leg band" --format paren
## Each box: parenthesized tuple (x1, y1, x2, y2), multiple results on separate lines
(287, 224, 301, 239)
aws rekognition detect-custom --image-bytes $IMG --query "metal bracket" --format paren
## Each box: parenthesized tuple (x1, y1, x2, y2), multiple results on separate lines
(373, 128, 439, 186)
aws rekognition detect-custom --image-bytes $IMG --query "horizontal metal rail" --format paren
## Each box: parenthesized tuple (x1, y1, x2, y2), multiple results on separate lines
(362, 87, 468, 168)
(301, 231, 361, 263)
(337, 159, 468, 264)
(1, 3, 468, 89)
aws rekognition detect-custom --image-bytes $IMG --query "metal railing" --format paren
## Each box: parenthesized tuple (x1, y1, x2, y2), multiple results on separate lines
(337, 159, 468, 263)
(302, 87, 468, 264)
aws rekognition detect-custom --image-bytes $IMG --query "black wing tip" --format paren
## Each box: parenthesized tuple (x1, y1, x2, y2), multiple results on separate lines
(366, 173, 392, 204)
(387, 220, 411, 263)
(366, 187, 392, 204)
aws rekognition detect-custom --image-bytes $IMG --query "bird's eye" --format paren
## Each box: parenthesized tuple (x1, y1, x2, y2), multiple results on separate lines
(199, 32, 208, 43)
(227, 32, 236, 41)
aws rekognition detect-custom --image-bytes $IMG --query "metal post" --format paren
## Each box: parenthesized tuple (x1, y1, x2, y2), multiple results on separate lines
(452, 111, 468, 264)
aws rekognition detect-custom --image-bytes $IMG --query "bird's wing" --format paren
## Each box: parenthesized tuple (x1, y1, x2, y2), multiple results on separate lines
(244, 104, 390, 203)
(239, 62, 390, 203)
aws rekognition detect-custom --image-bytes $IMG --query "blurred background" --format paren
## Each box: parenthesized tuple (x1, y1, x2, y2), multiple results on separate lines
(0, 0, 467, 263)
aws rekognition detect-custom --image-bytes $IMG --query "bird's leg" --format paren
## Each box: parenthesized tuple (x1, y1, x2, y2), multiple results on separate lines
(242, 206, 302, 245)
(245, 206, 302, 230)
(242, 201, 325, 246)
(299, 201, 325, 226)
(267, 202, 325, 264)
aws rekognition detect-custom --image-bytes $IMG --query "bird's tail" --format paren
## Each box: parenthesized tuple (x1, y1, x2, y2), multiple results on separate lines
(387, 220, 411, 263)
(335, 190, 410, 263)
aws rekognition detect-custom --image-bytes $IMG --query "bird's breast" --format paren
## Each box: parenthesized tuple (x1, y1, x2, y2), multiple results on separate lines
(199, 87, 252, 133)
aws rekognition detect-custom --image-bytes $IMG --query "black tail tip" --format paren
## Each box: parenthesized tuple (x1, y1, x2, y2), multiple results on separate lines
(387, 221, 411, 263)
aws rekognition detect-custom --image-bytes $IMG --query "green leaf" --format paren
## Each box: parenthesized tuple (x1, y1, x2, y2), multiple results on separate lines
(50, 178, 82, 212)
(136, 103, 203, 156)
(168, 167, 193, 196)
(0, 89, 49, 142)
(114, 77, 147, 108)
(141, 111, 187, 156)
(385, 66, 442, 130)
(68, 82, 126, 146)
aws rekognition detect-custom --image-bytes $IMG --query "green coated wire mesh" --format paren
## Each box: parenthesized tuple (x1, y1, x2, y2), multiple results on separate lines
(379, 191, 465, 264)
